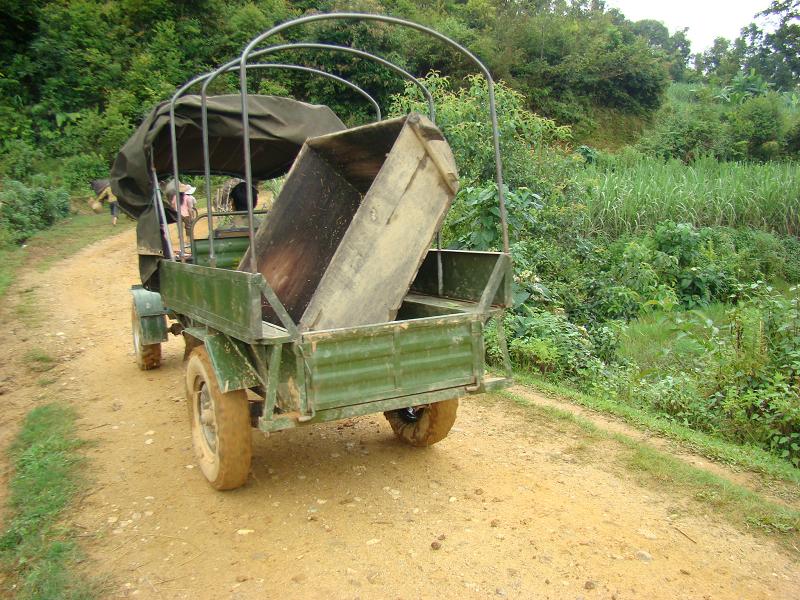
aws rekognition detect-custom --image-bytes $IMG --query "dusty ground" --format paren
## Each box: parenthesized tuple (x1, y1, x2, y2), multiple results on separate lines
(1, 228, 799, 599)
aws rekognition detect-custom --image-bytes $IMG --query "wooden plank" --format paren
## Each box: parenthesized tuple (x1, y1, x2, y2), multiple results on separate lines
(240, 144, 363, 324)
(244, 114, 459, 332)
(300, 115, 458, 331)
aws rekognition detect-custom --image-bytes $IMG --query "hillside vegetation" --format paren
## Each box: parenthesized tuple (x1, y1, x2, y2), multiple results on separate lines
(1, 1, 799, 469)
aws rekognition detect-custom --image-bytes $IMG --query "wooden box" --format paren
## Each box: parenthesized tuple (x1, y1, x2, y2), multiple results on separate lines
(241, 113, 459, 331)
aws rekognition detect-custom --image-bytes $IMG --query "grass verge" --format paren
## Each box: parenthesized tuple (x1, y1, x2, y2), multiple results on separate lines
(514, 370, 800, 485)
(0, 209, 133, 300)
(0, 404, 96, 599)
(500, 390, 800, 548)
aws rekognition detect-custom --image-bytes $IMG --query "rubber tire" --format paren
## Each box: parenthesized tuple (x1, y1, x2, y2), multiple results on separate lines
(384, 399, 459, 447)
(131, 303, 161, 370)
(185, 346, 251, 490)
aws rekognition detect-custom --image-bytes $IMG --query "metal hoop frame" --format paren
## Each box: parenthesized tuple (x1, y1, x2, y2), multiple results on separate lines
(238, 12, 510, 270)
(196, 43, 434, 266)
(167, 45, 434, 265)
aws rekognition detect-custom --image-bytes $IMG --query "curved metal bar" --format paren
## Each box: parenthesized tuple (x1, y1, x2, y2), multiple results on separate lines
(253, 43, 435, 122)
(198, 43, 433, 268)
(205, 62, 380, 267)
(168, 64, 380, 266)
(168, 72, 218, 261)
(252, 63, 381, 119)
(239, 12, 510, 258)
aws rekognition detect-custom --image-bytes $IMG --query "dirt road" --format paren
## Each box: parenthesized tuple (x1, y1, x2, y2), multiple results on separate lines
(1, 228, 799, 599)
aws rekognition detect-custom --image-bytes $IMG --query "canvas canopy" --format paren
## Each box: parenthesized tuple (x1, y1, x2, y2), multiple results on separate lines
(110, 94, 345, 289)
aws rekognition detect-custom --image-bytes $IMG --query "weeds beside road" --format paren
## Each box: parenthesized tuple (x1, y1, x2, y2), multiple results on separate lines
(0, 404, 95, 600)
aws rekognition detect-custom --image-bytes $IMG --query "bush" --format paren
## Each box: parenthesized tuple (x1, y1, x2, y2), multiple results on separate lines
(0, 140, 44, 181)
(505, 307, 595, 376)
(729, 95, 785, 160)
(59, 153, 109, 194)
(389, 73, 573, 189)
(637, 84, 795, 162)
(0, 179, 71, 244)
(638, 103, 732, 161)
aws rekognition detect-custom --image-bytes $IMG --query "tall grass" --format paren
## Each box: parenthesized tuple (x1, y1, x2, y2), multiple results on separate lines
(582, 153, 800, 236)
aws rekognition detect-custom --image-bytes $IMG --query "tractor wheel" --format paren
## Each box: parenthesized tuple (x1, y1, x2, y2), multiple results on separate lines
(131, 303, 161, 370)
(384, 399, 459, 447)
(185, 346, 251, 490)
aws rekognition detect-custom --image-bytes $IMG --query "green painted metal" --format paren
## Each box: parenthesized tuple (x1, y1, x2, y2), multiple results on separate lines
(193, 236, 250, 269)
(260, 386, 466, 432)
(131, 285, 167, 316)
(397, 293, 474, 319)
(411, 250, 512, 307)
(184, 326, 262, 393)
(206, 334, 262, 393)
(130, 285, 167, 344)
(154, 244, 513, 434)
(301, 313, 481, 411)
(139, 315, 168, 345)
(160, 261, 263, 343)
(256, 279, 299, 337)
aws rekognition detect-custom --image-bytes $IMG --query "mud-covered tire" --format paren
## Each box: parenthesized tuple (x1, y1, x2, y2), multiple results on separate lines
(131, 303, 161, 370)
(384, 399, 459, 447)
(185, 346, 251, 490)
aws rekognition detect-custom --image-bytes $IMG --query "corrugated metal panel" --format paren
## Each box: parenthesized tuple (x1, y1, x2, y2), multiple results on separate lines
(306, 318, 478, 410)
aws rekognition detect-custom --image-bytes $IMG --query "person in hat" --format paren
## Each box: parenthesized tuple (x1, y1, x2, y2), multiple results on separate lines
(89, 178, 120, 225)
(167, 181, 197, 240)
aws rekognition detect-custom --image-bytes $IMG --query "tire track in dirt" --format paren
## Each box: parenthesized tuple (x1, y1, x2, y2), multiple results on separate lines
(2, 228, 799, 599)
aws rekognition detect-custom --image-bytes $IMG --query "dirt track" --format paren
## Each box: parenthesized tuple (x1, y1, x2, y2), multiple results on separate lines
(1, 227, 799, 599)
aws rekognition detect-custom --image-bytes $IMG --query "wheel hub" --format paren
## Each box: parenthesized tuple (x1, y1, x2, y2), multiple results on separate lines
(197, 383, 217, 452)
(398, 406, 425, 423)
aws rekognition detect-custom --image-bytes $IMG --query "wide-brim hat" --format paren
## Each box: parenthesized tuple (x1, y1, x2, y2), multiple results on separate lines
(165, 180, 196, 195)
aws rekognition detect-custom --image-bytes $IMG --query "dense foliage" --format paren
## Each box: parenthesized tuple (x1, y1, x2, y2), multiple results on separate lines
(389, 75, 800, 467)
(692, 1, 800, 90)
(0, 1, 798, 467)
(636, 82, 800, 162)
(0, 179, 70, 244)
(0, 0, 680, 186)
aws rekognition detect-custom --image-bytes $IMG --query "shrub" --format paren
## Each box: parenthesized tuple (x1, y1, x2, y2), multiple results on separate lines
(59, 153, 109, 194)
(729, 95, 785, 160)
(389, 73, 573, 189)
(505, 307, 594, 377)
(0, 140, 43, 181)
(638, 103, 732, 161)
(0, 179, 70, 244)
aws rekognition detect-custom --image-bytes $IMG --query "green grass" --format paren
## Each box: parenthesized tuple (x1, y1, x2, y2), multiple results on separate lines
(513, 370, 800, 486)
(31, 212, 132, 273)
(0, 244, 23, 298)
(580, 106, 647, 150)
(582, 154, 800, 236)
(25, 348, 57, 373)
(617, 304, 728, 376)
(0, 208, 133, 300)
(0, 404, 97, 599)
(501, 390, 800, 545)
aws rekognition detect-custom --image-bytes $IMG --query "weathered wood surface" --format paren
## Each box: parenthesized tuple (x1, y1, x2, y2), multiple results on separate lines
(243, 113, 459, 331)
(240, 144, 362, 324)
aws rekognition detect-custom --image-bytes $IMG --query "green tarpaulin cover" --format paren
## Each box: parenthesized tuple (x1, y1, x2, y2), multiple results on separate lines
(110, 94, 345, 289)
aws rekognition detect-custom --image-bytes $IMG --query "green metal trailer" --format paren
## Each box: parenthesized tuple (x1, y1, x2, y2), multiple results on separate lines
(119, 13, 514, 490)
